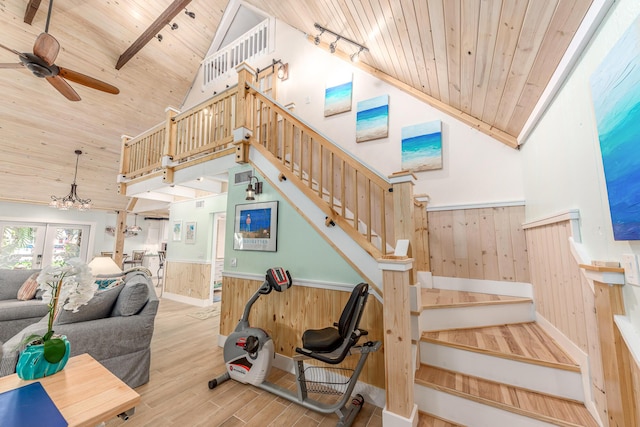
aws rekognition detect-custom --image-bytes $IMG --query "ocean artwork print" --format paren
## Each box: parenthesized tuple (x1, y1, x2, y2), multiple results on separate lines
(401, 121, 443, 171)
(324, 73, 353, 116)
(356, 95, 389, 142)
(590, 14, 640, 240)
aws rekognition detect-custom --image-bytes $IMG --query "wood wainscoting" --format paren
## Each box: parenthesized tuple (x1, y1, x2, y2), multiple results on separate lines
(164, 261, 212, 301)
(427, 205, 529, 282)
(220, 276, 385, 389)
(524, 218, 607, 424)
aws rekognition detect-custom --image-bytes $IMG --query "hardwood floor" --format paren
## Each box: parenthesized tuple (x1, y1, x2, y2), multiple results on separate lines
(104, 298, 382, 427)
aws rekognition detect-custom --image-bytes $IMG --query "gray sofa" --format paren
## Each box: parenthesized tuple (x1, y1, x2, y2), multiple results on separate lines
(0, 270, 159, 388)
(0, 269, 48, 343)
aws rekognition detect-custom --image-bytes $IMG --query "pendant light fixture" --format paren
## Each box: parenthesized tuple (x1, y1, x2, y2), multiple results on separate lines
(49, 149, 91, 211)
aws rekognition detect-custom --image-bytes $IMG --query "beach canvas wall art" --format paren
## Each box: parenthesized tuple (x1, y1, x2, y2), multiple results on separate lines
(590, 14, 640, 240)
(401, 121, 443, 171)
(324, 73, 352, 116)
(356, 95, 389, 142)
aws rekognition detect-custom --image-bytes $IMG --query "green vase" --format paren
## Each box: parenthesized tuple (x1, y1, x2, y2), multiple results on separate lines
(16, 336, 70, 380)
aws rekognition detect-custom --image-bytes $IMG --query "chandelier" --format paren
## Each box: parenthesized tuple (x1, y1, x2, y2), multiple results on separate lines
(50, 149, 91, 211)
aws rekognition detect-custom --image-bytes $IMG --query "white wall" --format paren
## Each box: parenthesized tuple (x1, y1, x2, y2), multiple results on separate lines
(521, 0, 640, 323)
(184, 19, 525, 209)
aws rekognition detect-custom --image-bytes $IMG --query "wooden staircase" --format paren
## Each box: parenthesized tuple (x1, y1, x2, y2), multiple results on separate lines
(413, 283, 599, 427)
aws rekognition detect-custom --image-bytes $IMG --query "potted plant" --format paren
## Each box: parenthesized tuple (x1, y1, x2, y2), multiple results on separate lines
(16, 258, 97, 379)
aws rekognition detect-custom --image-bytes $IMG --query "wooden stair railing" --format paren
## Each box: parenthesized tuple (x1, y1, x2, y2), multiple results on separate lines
(119, 86, 239, 182)
(245, 84, 395, 259)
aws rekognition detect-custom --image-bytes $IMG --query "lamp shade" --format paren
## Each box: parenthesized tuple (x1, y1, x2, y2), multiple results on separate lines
(88, 256, 123, 276)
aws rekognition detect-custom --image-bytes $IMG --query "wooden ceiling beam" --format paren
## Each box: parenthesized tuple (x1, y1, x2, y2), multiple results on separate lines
(116, 0, 193, 70)
(24, 0, 42, 25)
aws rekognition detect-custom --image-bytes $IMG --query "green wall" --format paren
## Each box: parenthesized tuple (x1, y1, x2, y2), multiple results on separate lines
(224, 165, 363, 285)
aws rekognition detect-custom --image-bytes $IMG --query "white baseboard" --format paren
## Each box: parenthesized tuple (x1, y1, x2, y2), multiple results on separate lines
(382, 404, 418, 427)
(162, 292, 212, 307)
(420, 302, 535, 332)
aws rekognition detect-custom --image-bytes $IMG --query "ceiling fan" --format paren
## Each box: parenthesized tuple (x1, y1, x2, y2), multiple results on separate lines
(0, 0, 119, 101)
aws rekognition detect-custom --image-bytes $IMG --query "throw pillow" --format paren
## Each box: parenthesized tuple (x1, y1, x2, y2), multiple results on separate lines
(111, 276, 150, 316)
(95, 277, 124, 290)
(55, 285, 124, 325)
(17, 272, 40, 301)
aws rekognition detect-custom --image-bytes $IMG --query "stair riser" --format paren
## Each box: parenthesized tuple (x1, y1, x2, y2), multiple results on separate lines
(420, 342, 584, 401)
(419, 302, 535, 332)
(431, 276, 533, 298)
(414, 384, 559, 427)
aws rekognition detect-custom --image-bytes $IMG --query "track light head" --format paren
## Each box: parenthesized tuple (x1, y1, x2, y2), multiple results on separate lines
(156, 34, 163, 42)
(169, 22, 178, 30)
(329, 36, 340, 54)
(351, 47, 364, 62)
(185, 9, 195, 19)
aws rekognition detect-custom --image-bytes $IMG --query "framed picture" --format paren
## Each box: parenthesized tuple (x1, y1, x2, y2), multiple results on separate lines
(324, 72, 353, 116)
(401, 120, 443, 172)
(172, 220, 182, 241)
(185, 221, 197, 244)
(356, 94, 389, 142)
(233, 201, 278, 251)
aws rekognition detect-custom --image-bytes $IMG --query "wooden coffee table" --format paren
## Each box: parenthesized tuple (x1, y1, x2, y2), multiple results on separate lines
(0, 353, 140, 427)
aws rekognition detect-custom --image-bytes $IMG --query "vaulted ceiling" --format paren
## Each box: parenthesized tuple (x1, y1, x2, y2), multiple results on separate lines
(0, 0, 599, 213)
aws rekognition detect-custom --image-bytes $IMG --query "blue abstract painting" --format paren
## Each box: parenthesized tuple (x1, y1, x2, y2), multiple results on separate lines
(401, 121, 442, 171)
(590, 15, 640, 240)
(324, 73, 352, 116)
(356, 95, 389, 142)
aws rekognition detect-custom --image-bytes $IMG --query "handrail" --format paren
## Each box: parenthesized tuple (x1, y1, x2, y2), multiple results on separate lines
(245, 85, 394, 258)
(122, 122, 165, 178)
(173, 86, 238, 163)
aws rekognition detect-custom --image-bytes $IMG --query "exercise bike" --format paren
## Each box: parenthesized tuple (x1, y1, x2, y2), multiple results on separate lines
(208, 267, 381, 427)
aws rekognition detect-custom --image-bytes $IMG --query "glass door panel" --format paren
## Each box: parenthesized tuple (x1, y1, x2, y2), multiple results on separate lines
(0, 222, 91, 269)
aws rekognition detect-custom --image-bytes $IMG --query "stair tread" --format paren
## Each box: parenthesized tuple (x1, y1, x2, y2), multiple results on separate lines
(421, 288, 531, 309)
(418, 411, 466, 427)
(416, 364, 598, 427)
(421, 323, 579, 370)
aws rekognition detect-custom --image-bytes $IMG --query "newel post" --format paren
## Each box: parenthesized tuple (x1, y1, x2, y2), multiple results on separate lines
(162, 107, 179, 184)
(234, 62, 256, 164)
(379, 254, 418, 427)
(117, 134, 131, 196)
(582, 264, 638, 427)
(389, 171, 417, 284)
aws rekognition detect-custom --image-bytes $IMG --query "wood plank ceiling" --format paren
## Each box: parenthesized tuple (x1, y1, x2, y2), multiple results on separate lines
(0, 0, 594, 213)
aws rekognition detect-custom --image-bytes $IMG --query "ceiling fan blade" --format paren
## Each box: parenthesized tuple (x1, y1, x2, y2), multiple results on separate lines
(58, 67, 120, 94)
(0, 63, 24, 69)
(33, 32, 60, 65)
(46, 75, 81, 101)
(0, 42, 26, 58)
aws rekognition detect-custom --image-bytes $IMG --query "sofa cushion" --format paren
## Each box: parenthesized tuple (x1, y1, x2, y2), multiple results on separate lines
(0, 269, 41, 301)
(17, 272, 40, 301)
(55, 285, 123, 325)
(111, 276, 150, 317)
(0, 299, 48, 322)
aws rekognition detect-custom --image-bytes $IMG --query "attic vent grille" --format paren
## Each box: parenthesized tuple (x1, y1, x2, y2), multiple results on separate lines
(195, 200, 205, 208)
(203, 20, 270, 85)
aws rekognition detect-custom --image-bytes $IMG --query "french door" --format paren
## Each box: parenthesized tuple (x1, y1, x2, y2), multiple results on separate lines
(0, 221, 91, 269)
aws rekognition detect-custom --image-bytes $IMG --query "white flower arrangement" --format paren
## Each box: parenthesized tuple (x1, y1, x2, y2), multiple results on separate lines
(22, 258, 97, 363)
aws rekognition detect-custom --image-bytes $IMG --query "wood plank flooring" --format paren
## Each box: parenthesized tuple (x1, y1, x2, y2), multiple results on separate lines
(415, 365, 598, 427)
(420, 288, 531, 309)
(422, 322, 579, 370)
(104, 298, 382, 427)
(417, 412, 465, 427)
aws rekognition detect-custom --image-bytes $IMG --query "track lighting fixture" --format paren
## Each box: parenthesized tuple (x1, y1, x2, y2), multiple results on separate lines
(350, 46, 365, 63)
(313, 23, 368, 60)
(156, 34, 163, 42)
(329, 36, 340, 54)
(169, 22, 178, 30)
(185, 9, 195, 19)
(314, 28, 325, 45)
